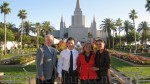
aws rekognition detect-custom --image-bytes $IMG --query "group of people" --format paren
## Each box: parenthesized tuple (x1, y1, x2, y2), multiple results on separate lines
(36, 34, 111, 84)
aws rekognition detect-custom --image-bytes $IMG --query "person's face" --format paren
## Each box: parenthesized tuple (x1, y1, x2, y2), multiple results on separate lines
(96, 41, 105, 50)
(67, 40, 75, 50)
(84, 44, 92, 53)
(45, 36, 53, 47)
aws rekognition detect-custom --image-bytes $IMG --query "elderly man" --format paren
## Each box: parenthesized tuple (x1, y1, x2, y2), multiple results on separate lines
(36, 34, 57, 84)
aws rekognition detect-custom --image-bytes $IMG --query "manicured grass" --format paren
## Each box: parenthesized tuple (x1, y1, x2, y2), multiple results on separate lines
(136, 53, 150, 58)
(0, 63, 36, 75)
(112, 57, 150, 83)
(0, 63, 36, 84)
(0, 54, 21, 59)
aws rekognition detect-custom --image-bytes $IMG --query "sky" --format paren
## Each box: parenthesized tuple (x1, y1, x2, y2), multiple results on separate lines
(0, 0, 150, 31)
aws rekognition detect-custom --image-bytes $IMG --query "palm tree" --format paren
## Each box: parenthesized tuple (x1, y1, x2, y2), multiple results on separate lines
(116, 18, 123, 49)
(35, 22, 42, 48)
(42, 21, 54, 35)
(137, 21, 149, 48)
(145, 0, 150, 12)
(18, 9, 27, 51)
(23, 21, 32, 35)
(100, 18, 114, 48)
(111, 22, 116, 50)
(123, 20, 134, 44)
(129, 9, 138, 53)
(7, 22, 16, 30)
(0, 2, 11, 55)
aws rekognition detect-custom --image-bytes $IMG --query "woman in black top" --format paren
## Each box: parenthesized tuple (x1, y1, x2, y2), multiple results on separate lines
(93, 39, 111, 84)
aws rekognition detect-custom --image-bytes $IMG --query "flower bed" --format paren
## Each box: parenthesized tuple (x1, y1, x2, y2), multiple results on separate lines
(0, 55, 35, 65)
(110, 50, 150, 65)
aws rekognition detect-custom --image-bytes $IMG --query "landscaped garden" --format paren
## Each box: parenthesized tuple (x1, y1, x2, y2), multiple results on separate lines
(110, 50, 150, 65)
(0, 55, 35, 65)
(112, 57, 150, 84)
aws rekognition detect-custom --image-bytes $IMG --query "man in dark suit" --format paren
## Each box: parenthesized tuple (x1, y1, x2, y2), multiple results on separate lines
(36, 34, 57, 84)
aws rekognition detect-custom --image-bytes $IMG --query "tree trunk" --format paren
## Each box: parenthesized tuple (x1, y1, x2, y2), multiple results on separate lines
(21, 19, 23, 52)
(4, 14, 7, 55)
(37, 29, 39, 49)
(119, 31, 121, 50)
(133, 20, 137, 53)
(113, 30, 114, 50)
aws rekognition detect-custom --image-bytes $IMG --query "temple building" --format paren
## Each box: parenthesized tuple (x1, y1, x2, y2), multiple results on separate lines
(53, 0, 107, 42)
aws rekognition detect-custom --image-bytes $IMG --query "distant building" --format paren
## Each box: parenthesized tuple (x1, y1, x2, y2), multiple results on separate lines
(52, 0, 107, 42)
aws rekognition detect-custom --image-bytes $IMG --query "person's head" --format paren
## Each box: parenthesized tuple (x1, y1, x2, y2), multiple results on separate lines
(66, 37, 75, 50)
(96, 39, 105, 50)
(83, 42, 93, 54)
(45, 34, 54, 47)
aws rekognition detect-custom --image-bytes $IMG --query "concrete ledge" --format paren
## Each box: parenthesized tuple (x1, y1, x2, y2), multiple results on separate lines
(0, 60, 35, 67)
(110, 69, 125, 84)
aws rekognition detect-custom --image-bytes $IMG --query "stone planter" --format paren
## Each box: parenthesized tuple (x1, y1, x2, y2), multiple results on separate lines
(0, 72, 4, 83)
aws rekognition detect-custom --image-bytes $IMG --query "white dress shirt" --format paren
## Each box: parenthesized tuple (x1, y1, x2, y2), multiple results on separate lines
(57, 48, 79, 77)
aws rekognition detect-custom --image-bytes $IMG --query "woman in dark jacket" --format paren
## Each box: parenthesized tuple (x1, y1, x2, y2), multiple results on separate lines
(77, 43, 98, 84)
(93, 39, 111, 84)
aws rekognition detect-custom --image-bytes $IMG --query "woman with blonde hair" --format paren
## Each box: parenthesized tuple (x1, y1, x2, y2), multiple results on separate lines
(77, 43, 98, 84)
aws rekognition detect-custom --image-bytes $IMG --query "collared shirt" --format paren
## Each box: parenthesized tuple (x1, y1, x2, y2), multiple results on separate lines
(57, 48, 79, 77)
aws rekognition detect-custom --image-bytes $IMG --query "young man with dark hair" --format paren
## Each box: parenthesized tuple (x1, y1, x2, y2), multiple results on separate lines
(57, 37, 79, 84)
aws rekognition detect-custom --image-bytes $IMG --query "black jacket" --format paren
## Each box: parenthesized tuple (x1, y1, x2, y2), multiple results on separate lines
(95, 50, 111, 76)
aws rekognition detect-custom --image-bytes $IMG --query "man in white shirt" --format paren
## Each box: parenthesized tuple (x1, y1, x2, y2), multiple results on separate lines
(57, 37, 79, 84)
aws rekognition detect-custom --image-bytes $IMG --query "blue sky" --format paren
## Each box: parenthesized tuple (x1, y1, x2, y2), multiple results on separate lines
(0, 0, 150, 30)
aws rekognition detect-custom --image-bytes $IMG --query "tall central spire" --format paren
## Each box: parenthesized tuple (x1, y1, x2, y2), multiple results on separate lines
(76, 0, 80, 9)
(74, 0, 82, 15)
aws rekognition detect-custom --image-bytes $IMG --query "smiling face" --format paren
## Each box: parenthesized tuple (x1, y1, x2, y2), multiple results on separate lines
(96, 40, 105, 50)
(66, 37, 76, 50)
(67, 40, 75, 50)
(83, 43, 92, 53)
(45, 35, 54, 47)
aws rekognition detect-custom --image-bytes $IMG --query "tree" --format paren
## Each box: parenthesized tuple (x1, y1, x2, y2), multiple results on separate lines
(100, 18, 114, 48)
(42, 21, 55, 35)
(64, 32, 68, 38)
(22, 35, 31, 48)
(0, 2, 11, 55)
(18, 9, 27, 51)
(0, 28, 14, 41)
(116, 18, 123, 49)
(23, 21, 32, 35)
(137, 21, 150, 48)
(35, 22, 42, 48)
(145, 0, 150, 12)
(111, 22, 116, 50)
(129, 9, 138, 53)
(123, 20, 134, 44)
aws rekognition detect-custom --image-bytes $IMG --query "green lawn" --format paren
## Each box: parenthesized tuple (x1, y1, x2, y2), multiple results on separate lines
(0, 63, 36, 84)
(0, 54, 22, 60)
(136, 53, 150, 58)
(112, 57, 150, 84)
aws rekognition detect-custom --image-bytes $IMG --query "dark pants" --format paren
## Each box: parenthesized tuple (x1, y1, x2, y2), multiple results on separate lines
(62, 70, 78, 84)
(97, 75, 110, 84)
(36, 78, 54, 84)
(80, 79, 98, 84)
